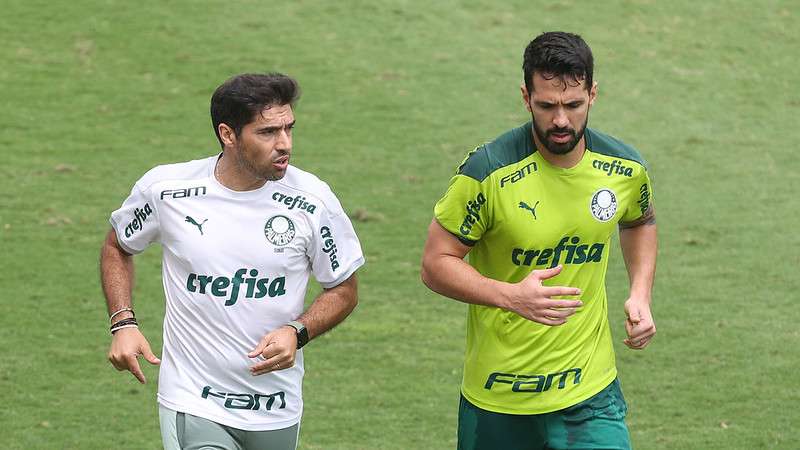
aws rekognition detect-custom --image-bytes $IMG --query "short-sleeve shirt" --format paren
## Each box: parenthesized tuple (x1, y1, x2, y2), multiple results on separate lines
(434, 123, 653, 415)
(109, 155, 365, 430)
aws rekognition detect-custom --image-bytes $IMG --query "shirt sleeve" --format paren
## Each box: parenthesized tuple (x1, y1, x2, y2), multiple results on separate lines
(109, 183, 160, 254)
(619, 166, 654, 226)
(433, 174, 490, 246)
(308, 199, 365, 289)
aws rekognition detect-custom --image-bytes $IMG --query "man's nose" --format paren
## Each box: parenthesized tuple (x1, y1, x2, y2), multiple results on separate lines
(553, 108, 569, 128)
(276, 129, 292, 150)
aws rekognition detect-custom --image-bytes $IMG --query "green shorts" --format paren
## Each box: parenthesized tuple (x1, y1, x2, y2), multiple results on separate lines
(458, 378, 630, 450)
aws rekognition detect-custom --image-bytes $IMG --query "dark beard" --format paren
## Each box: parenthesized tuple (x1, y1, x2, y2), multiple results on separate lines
(531, 115, 588, 155)
(235, 142, 286, 182)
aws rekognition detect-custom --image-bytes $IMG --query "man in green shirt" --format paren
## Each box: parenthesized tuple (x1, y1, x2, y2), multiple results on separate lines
(421, 31, 657, 449)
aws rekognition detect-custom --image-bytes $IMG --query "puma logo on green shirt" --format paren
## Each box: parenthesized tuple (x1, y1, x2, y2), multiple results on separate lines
(518, 200, 539, 219)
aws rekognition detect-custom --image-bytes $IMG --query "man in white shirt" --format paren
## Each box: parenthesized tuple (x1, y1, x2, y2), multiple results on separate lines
(101, 73, 364, 449)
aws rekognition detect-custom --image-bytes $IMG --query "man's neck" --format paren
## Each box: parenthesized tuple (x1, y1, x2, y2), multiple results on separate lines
(214, 154, 268, 192)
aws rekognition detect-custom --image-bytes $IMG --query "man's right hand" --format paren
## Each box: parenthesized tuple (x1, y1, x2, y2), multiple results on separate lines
(108, 328, 161, 384)
(502, 265, 583, 326)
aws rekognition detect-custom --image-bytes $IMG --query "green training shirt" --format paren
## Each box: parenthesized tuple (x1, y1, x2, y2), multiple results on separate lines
(434, 122, 653, 414)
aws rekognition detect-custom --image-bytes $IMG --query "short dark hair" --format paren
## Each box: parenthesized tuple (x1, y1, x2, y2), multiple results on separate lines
(523, 32, 593, 93)
(210, 73, 300, 148)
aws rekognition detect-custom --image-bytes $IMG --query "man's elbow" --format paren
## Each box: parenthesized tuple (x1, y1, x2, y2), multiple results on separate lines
(420, 257, 438, 293)
(347, 290, 359, 313)
(342, 275, 359, 314)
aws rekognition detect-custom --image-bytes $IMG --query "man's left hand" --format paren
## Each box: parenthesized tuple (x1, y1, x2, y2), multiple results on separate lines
(623, 298, 656, 350)
(247, 326, 298, 375)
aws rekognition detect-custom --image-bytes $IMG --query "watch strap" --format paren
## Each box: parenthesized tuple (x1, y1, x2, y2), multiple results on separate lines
(286, 320, 309, 349)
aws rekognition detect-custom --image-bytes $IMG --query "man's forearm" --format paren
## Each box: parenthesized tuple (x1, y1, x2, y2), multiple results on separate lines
(100, 229, 135, 320)
(296, 274, 358, 340)
(619, 222, 657, 301)
(421, 219, 513, 309)
(421, 220, 581, 325)
(421, 252, 510, 309)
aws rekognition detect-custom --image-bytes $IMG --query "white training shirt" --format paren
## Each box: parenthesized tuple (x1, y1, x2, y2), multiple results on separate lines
(109, 155, 365, 431)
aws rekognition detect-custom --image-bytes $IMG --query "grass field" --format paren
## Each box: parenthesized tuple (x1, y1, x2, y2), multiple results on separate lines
(1, 1, 798, 448)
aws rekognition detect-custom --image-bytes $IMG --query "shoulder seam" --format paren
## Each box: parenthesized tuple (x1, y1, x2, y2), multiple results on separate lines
(586, 129, 647, 168)
(135, 157, 215, 192)
(459, 124, 536, 181)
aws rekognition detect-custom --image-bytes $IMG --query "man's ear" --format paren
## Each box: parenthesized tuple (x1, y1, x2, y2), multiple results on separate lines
(521, 83, 532, 113)
(588, 81, 598, 107)
(218, 123, 237, 147)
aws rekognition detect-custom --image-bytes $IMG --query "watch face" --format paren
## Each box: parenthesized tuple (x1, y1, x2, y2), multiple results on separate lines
(264, 215, 296, 246)
(287, 321, 309, 348)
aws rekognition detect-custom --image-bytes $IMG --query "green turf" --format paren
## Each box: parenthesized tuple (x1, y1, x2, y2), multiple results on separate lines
(1, 0, 798, 448)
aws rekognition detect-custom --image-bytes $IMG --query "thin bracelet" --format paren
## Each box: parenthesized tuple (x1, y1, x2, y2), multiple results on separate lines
(109, 307, 134, 323)
(111, 324, 139, 335)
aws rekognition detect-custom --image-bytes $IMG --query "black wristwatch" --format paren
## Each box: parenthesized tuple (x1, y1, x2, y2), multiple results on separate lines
(286, 321, 309, 349)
